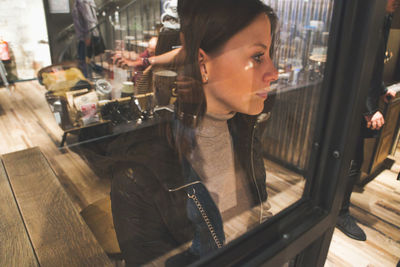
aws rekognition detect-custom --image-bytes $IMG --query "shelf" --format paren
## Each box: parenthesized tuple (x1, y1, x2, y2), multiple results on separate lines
(63, 106, 174, 148)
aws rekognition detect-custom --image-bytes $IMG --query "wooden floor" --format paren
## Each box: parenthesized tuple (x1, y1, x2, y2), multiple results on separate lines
(0, 81, 399, 266)
(0, 81, 110, 212)
(326, 149, 400, 267)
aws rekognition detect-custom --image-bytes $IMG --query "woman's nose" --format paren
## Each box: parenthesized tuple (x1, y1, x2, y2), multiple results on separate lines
(263, 63, 279, 84)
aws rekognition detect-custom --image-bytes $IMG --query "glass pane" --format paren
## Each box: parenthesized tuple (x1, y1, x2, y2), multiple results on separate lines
(262, 0, 334, 214)
(30, 0, 335, 266)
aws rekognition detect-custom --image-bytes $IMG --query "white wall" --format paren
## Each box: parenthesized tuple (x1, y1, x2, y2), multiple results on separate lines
(0, 0, 51, 79)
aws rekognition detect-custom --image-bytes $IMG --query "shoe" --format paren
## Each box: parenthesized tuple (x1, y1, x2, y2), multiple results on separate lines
(336, 213, 366, 241)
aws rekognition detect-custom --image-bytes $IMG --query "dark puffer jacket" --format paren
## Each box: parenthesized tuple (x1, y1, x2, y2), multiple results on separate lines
(104, 112, 268, 266)
(362, 14, 393, 138)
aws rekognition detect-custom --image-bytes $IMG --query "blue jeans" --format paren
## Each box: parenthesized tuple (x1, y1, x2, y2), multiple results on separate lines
(77, 40, 89, 78)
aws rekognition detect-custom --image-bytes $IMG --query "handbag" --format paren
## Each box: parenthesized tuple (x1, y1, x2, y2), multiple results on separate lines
(91, 32, 105, 57)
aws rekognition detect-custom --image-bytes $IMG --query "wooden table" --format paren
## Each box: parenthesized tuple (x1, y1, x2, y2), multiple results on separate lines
(0, 147, 112, 266)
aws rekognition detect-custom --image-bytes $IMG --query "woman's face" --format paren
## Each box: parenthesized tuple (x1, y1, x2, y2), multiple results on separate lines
(202, 14, 278, 115)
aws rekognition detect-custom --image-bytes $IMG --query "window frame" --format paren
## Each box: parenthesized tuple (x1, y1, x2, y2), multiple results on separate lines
(192, 0, 388, 266)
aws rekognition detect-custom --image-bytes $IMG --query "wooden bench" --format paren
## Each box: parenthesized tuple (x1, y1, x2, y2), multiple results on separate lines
(0, 147, 112, 266)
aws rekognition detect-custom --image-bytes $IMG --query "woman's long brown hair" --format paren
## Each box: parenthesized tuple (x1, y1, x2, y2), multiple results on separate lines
(173, 0, 278, 158)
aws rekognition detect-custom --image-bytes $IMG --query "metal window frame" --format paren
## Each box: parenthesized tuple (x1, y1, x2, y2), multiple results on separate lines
(192, 0, 387, 266)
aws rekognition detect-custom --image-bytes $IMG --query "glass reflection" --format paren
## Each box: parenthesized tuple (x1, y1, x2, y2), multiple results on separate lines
(104, 1, 280, 265)
(36, 0, 334, 265)
(261, 0, 333, 215)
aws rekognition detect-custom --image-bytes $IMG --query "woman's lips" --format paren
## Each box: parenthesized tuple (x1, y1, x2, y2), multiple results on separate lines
(255, 88, 270, 98)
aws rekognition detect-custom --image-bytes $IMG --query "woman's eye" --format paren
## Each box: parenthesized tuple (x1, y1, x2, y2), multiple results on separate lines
(252, 53, 264, 63)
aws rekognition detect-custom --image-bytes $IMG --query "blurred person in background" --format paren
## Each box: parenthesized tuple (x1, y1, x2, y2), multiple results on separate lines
(72, 0, 100, 78)
(336, 0, 399, 241)
(113, 36, 158, 83)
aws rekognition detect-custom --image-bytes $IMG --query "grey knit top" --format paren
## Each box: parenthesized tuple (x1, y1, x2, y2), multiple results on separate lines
(188, 112, 253, 222)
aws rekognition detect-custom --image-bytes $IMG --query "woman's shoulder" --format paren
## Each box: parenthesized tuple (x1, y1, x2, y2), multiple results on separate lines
(108, 121, 185, 188)
(109, 120, 172, 153)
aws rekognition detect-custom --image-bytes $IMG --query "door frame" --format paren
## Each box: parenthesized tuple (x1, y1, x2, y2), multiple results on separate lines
(193, 0, 387, 266)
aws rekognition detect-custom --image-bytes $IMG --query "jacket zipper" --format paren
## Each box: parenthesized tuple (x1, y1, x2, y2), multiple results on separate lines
(167, 181, 201, 192)
(187, 189, 223, 249)
(250, 121, 265, 223)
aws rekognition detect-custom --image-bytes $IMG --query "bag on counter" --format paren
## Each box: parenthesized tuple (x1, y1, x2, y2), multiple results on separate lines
(73, 91, 101, 126)
(91, 35, 105, 57)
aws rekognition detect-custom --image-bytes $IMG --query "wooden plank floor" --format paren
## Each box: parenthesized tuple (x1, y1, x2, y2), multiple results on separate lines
(0, 81, 399, 266)
(0, 158, 38, 267)
(326, 147, 400, 267)
(0, 82, 110, 212)
(2, 148, 112, 266)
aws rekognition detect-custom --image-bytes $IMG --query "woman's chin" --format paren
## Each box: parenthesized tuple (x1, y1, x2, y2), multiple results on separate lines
(243, 104, 264, 116)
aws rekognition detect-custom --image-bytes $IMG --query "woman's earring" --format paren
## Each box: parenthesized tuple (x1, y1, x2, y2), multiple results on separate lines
(202, 74, 208, 83)
(200, 62, 209, 84)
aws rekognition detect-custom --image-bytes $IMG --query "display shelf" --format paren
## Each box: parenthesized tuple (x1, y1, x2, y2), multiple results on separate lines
(63, 106, 174, 148)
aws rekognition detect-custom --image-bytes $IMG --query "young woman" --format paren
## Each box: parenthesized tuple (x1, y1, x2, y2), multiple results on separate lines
(110, 0, 278, 265)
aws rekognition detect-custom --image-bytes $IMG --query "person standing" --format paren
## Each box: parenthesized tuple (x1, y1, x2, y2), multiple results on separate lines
(114, 36, 158, 83)
(109, 0, 279, 265)
(336, 0, 399, 241)
(71, 0, 99, 77)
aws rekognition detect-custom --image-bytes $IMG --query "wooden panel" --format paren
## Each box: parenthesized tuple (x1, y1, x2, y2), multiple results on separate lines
(0, 159, 38, 267)
(362, 96, 400, 177)
(2, 147, 112, 267)
(373, 98, 400, 169)
(262, 82, 321, 173)
(80, 196, 121, 255)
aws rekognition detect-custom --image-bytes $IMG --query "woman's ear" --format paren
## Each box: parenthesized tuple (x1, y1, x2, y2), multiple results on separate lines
(198, 48, 208, 64)
(198, 48, 209, 83)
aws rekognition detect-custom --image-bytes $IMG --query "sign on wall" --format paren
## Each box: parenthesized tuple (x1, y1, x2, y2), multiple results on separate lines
(49, 0, 70, 14)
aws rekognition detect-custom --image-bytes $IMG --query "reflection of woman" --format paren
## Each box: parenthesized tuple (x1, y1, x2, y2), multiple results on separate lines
(110, 0, 278, 265)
